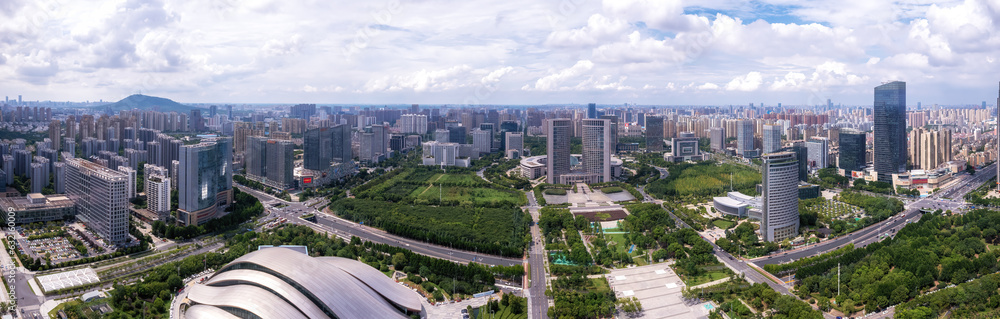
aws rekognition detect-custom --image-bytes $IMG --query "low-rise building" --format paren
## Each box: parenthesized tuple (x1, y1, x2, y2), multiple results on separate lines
(0, 193, 76, 225)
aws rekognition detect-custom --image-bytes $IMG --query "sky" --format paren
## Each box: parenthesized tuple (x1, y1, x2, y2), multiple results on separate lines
(1, 0, 999, 106)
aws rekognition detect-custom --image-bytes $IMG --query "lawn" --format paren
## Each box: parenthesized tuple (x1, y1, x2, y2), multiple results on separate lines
(473, 303, 528, 319)
(677, 265, 734, 286)
(712, 219, 736, 229)
(605, 233, 639, 256)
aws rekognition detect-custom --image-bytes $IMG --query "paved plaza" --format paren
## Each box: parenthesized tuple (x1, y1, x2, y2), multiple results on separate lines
(606, 264, 715, 319)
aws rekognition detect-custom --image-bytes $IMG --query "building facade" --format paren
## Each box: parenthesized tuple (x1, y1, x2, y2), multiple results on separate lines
(874, 81, 907, 183)
(761, 152, 800, 243)
(66, 158, 130, 245)
(546, 119, 572, 184)
(178, 138, 233, 226)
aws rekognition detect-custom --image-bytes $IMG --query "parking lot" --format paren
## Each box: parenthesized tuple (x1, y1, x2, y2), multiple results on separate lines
(606, 264, 715, 319)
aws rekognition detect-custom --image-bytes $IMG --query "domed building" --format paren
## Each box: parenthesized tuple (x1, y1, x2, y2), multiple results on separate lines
(178, 247, 422, 319)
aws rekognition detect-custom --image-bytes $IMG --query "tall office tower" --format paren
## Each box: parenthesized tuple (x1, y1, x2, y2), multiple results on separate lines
(546, 119, 572, 184)
(2, 155, 12, 185)
(710, 127, 726, 151)
(761, 152, 800, 242)
(178, 138, 233, 226)
(874, 81, 907, 183)
(178, 113, 188, 131)
(434, 129, 450, 143)
(762, 124, 782, 154)
(147, 172, 171, 220)
(359, 132, 375, 163)
(118, 166, 136, 199)
(14, 149, 31, 177)
(399, 114, 428, 134)
(331, 124, 352, 163)
(290, 104, 317, 119)
(785, 141, 809, 182)
(587, 103, 597, 119)
(227, 105, 233, 119)
(472, 129, 492, 154)
(838, 128, 867, 174)
(807, 137, 830, 170)
(448, 126, 467, 144)
(505, 132, 523, 159)
(209, 105, 217, 117)
(599, 115, 618, 152)
(736, 120, 755, 157)
(303, 127, 332, 170)
(371, 125, 388, 159)
(190, 109, 204, 132)
(582, 118, 612, 183)
(48, 120, 60, 151)
(65, 158, 130, 245)
(266, 139, 294, 189)
(246, 136, 268, 179)
(645, 116, 664, 152)
(30, 163, 45, 193)
(53, 162, 65, 193)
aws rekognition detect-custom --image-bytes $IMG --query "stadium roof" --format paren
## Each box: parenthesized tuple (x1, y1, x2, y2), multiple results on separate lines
(181, 247, 422, 319)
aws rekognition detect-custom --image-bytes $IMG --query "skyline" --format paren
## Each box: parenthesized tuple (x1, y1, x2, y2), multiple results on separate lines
(1, 0, 999, 105)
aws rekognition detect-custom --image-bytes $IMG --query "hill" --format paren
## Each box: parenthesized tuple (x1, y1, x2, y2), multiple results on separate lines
(96, 94, 197, 113)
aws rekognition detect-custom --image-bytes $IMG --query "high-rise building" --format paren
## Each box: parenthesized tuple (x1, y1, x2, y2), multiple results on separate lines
(645, 116, 664, 152)
(245, 136, 268, 180)
(582, 118, 612, 183)
(290, 104, 317, 119)
(48, 120, 60, 151)
(118, 166, 136, 199)
(505, 132, 523, 159)
(303, 128, 332, 171)
(737, 120, 755, 157)
(599, 115, 619, 152)
(265, 139, 295, 189)
(909, 128, 952, 170)
(178, 138, 233, 226)
(14, 149, 31, 177)
(710, 127, 725, 151)
(806, 137, 829, 170)
(331, 124, 352, 163)
(472, 129, 492, 154)
(399, 114, 428, 134)
(434, 129, 450, 143)
(30, 162, 46, 194)
(546, 119, 572, 184)
(190, 109, 205, 132)
(65, 158, 130, 245)
(146, 170, 171, 220)
(838, 128, 866, 174)
(761, 152, 800, 242)
(762, 124, 782, 155)
(448, 126, 467, 144)
(874, 81, 907, 183)
(53, 162, 65, 193)
(587, 103, 597, 119)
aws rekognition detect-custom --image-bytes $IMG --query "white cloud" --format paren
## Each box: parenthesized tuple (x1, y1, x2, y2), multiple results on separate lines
(524, 60, 594, 91)
(546, 14, 629, 48)
(725, 72, 762, 91)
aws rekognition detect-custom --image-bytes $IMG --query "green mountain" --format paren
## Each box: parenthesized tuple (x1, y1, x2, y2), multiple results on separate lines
(97, 94, 197, 113)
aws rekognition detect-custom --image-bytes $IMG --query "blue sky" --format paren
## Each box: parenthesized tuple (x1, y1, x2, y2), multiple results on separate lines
(0, 0, 998, 106)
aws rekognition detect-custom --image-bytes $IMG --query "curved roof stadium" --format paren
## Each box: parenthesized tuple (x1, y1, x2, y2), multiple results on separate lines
(180, 247, 422, 319)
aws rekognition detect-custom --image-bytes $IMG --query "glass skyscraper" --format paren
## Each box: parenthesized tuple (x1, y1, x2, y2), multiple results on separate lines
(838, 128, 867, 174)
(873, 81, 907, 183)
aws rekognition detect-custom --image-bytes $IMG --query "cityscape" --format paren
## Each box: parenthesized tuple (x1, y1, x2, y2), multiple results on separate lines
(1, 1, 1000, 319)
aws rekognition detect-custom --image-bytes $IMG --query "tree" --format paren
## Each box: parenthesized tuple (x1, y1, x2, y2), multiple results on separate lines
(392, 253, 407, 268)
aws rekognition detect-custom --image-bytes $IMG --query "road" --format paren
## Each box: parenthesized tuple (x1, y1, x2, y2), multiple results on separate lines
(238, 184, 523, 267)
(753, 162, 996, 266)
(524, 191, 549, 319)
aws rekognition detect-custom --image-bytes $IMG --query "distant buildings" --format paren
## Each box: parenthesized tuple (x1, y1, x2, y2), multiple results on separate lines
(399, 114, 427, 134)
(290, 103, 317, 119)
(761, 152, 799, 243)
(874, 81, 907, 183)
(65, 158, 130, 245)
(421, 141, 468, 167)
(178, 138, 233, 226)
(587, 103, 597, 119)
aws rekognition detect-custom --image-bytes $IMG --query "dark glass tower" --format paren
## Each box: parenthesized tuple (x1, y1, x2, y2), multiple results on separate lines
(873, 81, 907, 183)
(838, 128, 866, 174)
(587, 103, 597, 119)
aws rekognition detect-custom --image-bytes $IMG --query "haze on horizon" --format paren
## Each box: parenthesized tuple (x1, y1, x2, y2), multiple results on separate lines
(1, 0, 999, 106)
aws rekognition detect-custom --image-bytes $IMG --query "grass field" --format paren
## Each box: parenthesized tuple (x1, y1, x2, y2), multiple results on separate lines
(356, 166, 526, 207)
(712, 219, 736, 229)
(680, 268, 733, 286)
(473, 303, 528, 319)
